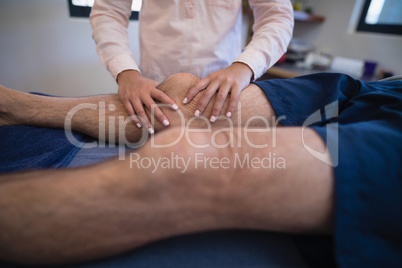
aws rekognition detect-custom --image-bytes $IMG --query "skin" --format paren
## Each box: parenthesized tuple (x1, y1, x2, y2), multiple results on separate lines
(0, 73, 334, 265)
(184, 62, 253, 122)
(0, 73, 273, 144)
(117, 62, 254, 135)
(117, 70, 178, 135)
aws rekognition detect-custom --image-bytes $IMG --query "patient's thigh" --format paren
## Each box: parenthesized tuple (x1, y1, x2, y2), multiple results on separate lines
(157, 80, 277, 129)
(236, 83, 277, 127)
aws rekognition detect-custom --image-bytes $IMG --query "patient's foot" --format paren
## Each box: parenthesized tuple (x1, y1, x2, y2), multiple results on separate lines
(0, 85, 20, 126)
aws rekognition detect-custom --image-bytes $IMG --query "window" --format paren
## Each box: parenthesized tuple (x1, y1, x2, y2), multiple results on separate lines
(68, 0, 141, 20)
(356, 0, 402, 35)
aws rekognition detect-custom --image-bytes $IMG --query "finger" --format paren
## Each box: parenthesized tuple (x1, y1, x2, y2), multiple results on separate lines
(143, 98, 171, 127)
(194, 82, 220, 117)
(183, 77, 210, 104)
(132, 100, 154, 135)
(124, 100, 142, 129)
(209, 83, 231, 122)
(225, 84, 241, 118)
(151, 89, 179, 110)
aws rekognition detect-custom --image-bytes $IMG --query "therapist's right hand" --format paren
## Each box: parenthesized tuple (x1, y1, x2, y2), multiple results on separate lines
(117, 70, 178, 134)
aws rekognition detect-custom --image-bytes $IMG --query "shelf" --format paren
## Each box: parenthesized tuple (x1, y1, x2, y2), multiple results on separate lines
(261, 62, 328, 80)
(263, 64, 316, 80)
(262, 62, 375, 81)
(294, 11, 325, 23)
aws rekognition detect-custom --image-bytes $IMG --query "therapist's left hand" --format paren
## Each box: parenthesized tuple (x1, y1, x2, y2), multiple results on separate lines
(183, 62, 253, 122)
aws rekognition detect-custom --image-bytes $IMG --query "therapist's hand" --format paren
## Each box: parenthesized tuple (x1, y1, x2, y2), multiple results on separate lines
(117, 70, 178, 134)
(183, 62, 253, 122)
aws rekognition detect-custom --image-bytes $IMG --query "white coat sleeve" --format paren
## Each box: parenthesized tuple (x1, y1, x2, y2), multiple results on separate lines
(235, 0, 294, 80)
(90, 0, 139, 80)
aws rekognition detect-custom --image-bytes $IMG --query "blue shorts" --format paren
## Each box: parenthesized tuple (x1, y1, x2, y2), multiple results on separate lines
(254, 73, 402, 267)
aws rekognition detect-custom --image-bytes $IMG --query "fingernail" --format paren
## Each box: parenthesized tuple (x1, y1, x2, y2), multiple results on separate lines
(210, 116, 216, 123)
(148, 128, 154, 135)
(194, 110, 200, 117)
(136, 123, 142, 128)
(183, 98, 188, 104)
(172, 104, 179, 110)
(163, 120, 170, 126)
(226, 112, 232, 117)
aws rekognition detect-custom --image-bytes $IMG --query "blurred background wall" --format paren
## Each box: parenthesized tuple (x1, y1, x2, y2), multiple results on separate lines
(0, 0, 401, 96)
(0, 0, 140, 96)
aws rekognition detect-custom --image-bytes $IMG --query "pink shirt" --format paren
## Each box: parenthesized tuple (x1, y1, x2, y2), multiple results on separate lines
(90, 0, 294, 82)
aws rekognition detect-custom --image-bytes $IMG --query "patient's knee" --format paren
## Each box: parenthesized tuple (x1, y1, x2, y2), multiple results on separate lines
(157, 73, 199, 103)
(155, 73, 237, 129)
(155, 73, 203, 124)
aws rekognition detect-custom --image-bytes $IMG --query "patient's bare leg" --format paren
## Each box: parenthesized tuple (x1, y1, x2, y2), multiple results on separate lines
(0, 127, 334, 265)
(0, 85, 145, 142)
(0, 74, 275, 143)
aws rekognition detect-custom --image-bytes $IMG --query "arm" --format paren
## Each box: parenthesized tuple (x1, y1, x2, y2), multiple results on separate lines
(90, 0, 177, 133)
(90, 0, 138, 79)
(184, 0, 294, 122)
(236, 0, 294, 79)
